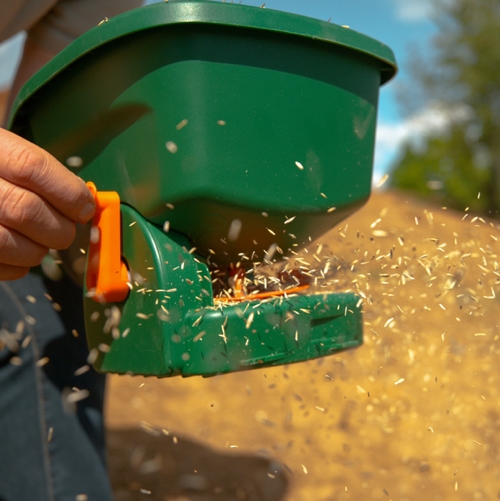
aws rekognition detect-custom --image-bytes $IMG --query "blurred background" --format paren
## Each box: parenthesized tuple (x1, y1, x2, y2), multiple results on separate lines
(1, 1, 500, 500)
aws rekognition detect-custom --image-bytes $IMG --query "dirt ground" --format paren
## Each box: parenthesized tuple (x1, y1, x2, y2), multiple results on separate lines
(106, 189, 500, 501)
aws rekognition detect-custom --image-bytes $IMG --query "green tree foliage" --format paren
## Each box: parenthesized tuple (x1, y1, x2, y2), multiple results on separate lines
(390, 0, 500, 216)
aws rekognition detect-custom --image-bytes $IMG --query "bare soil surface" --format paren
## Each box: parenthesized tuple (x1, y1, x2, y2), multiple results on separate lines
(106, 190, 500, 501)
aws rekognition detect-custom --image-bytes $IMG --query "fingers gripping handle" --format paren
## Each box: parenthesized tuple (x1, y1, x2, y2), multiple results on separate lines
(86, 182, 129, 303)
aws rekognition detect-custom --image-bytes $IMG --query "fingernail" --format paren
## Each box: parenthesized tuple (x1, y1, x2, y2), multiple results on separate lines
(78, 200, 95, 223)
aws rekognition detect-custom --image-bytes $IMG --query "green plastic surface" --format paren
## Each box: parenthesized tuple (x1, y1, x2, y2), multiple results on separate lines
(85, 205, 363, 377)
(9, 0, 396, 263)
(8, 1, 396, 377)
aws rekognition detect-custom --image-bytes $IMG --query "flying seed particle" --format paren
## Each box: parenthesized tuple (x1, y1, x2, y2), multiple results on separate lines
(217, 120, 226, 126)
(74, 365, 90, 376)
(176, 119, 188, 130)
(165, 141, 178, 153)
(228, 219, 242, 242)
(66, 389, 90, 404)
(36, 357, 50, 367)
(66, 156, 83, 168)
(284, 216, 296, 225)
(295, 161, 304, 170)
(87, 349, 98, 365)
(384, 317, 394, 328)
(89, 226, 100, 244)
(377, 174, 389, 187)
(76, 495, 88, 501)
(395, 378, 405, 385)
(163, 221, 170, 233)
(26, 295, 36, 303)
(327, 206, 337, 213)
(47, 427, 54, 442)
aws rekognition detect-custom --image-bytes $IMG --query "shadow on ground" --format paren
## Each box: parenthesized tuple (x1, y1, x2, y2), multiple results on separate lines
(107, 428, 289, 501)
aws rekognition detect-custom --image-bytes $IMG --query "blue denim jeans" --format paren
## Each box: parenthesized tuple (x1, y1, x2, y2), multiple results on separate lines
(0, 273, 113, 501)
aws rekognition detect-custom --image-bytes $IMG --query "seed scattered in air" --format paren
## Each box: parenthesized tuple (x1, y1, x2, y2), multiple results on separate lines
(295, 161, 304, 170)
(377, 174, 389, 187)
(36, 357, 50, 367)
(228, 219, 242, 242)
(217, 120, 226, 126)
(166, 141, 178, 153)
(66, 156, 83, 168)
(90, 226, 100, 244)
(66, 389, 90, 404)
(176, 119, 188, 130)
(87, 349, 98, 365)
(74, 365, 90, 376)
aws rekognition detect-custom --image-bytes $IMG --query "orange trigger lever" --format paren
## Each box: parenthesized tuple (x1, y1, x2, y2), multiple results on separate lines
(85, 182, 129, 303)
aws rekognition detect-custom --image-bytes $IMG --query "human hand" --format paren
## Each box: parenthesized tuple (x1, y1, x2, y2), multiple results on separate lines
(0, 128, 95, 280)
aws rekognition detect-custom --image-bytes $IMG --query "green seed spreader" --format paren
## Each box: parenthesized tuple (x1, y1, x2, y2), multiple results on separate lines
(8, 0, 397, 377)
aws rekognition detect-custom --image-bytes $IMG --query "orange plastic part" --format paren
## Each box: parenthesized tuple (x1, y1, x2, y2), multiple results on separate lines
(85, 182, 129, 303)
(217, 284, 310, 302)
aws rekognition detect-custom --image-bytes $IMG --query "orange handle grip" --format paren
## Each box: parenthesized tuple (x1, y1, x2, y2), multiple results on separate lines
(86, 182, 129, 303)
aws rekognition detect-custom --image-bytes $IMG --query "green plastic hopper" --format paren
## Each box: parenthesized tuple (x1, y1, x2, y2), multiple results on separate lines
(8, 0, 397, 377)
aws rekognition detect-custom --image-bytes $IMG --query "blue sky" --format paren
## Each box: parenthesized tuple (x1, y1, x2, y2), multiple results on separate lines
(0, 0, 437, 179)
